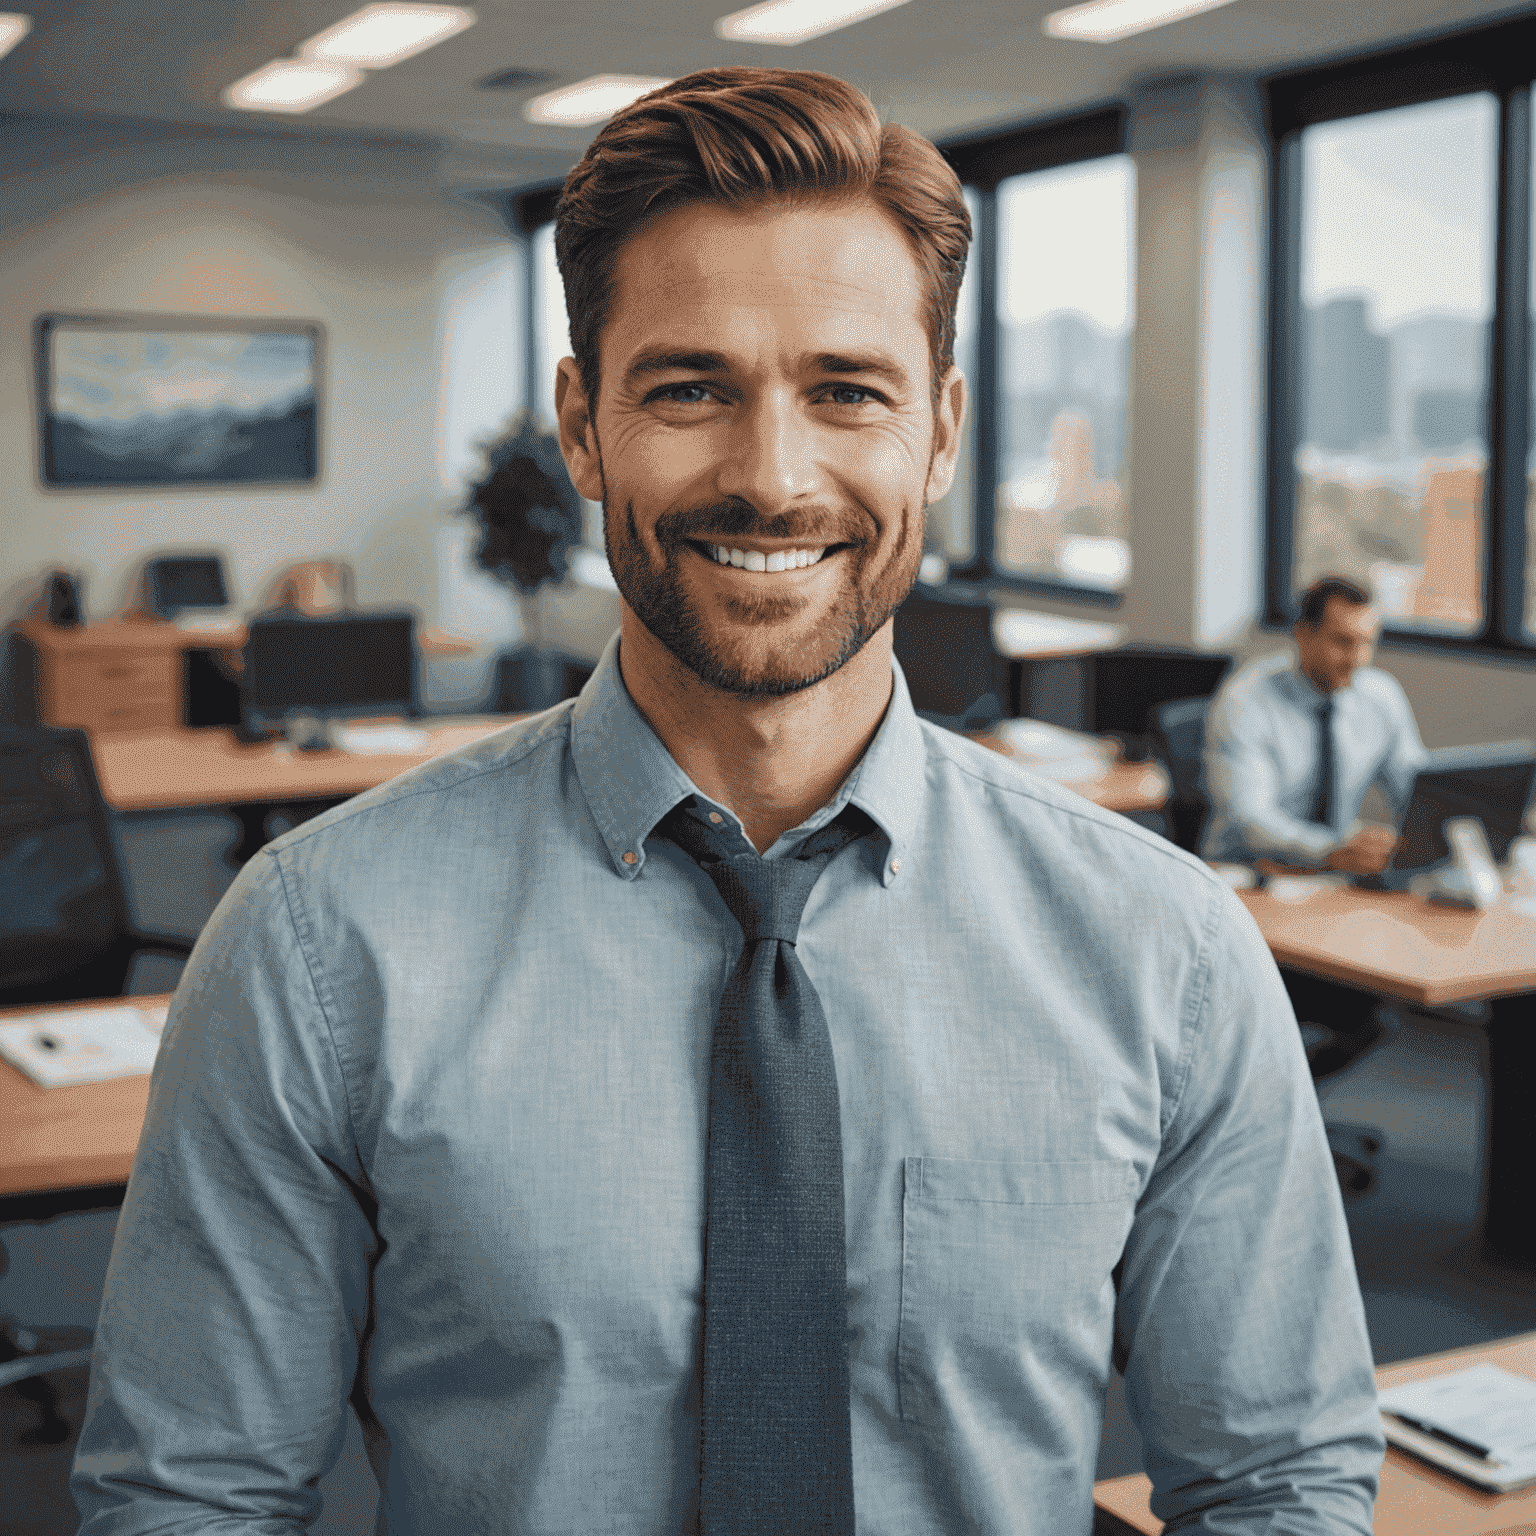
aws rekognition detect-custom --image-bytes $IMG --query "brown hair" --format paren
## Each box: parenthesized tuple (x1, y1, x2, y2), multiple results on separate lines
(1298, 575, 1374, 627)
(554, 67, 971, 410)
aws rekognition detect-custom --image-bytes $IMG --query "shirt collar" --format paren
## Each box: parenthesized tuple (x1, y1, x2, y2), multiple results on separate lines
(569, 631, 925, 888)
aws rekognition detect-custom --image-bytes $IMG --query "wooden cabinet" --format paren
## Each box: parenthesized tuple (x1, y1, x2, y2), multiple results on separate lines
(15, 619, 197, 733)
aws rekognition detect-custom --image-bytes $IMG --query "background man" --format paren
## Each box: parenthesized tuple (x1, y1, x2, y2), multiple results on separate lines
(1202, 575, 1427, 875)
(74, 70, 1382, 1535)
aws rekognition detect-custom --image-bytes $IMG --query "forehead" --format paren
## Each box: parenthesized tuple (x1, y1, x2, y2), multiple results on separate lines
(602, 197, 927, 362)
(1320, 597, 1380, 634)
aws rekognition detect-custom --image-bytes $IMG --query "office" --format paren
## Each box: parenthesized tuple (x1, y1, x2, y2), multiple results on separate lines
(2, 3, 1536, 1533)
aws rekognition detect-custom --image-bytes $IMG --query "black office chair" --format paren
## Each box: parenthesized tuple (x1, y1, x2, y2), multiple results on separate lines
(1090, 647, 1233, 761)
(1148, 696, 1213, 855)
(891, 584, 1009, 731)
(0, 727, 193, 1008)
(0, 728, 190, 1451)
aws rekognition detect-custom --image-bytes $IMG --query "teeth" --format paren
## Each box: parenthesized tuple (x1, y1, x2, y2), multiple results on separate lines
(707, 544, 827, 572)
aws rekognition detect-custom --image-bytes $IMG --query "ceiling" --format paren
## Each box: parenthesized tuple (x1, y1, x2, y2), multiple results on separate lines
(3, 0, 1534, 191)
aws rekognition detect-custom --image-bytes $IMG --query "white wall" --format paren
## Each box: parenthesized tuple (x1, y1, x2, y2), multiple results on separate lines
(1, 117, 526, 652)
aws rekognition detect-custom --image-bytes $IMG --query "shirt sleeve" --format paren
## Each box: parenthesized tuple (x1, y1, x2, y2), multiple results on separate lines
(1113, 882, 1384, 1533)
(71, 848, 378, 1534)
(1203, 690, 1341, 865)
(1371, 677, 1427, 819)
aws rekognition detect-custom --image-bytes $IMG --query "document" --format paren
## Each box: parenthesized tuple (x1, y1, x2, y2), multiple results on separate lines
(1378, 1364, 1536, 1492)
(0, 1002, 169, 1089)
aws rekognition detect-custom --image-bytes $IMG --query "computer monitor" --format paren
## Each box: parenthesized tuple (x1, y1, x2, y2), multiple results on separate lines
(891, 584, 1008, 724)
(145, 555, 228, 617)
(242, 612, 417, 735)
(1385, 740, 1536, 880)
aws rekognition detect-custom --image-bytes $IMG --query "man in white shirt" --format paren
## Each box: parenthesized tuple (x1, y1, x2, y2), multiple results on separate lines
(1202, 576, 1426, 874)
(1202, 575, 1427, 1076)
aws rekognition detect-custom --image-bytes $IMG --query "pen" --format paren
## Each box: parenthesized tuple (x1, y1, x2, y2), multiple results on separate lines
(1386, 1412, 1500, 1463)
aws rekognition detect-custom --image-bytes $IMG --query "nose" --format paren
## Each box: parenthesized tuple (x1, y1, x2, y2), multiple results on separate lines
(714, 387, 824, 515)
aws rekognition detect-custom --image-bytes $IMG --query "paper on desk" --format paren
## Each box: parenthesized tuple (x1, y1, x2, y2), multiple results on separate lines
(332, 722, 429, 755)
(0, 1005, 165, 1089)
(1379, 1365, 1536, 1489)
(992, 718, 1112, 763)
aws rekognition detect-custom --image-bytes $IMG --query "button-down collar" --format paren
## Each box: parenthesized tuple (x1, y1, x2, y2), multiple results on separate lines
(570, 631, 925, 888)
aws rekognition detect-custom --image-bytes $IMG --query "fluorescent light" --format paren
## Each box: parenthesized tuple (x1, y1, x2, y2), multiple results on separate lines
(524, 75, 672, 128)
(302, 3, 475, 67)
(1043, 0, 1238, 43)
(716, 0, 912, 45)
(0, 12, 31, 60)
(222, 59, 365, 114)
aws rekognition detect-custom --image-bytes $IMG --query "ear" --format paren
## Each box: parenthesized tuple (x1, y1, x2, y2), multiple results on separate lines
(924, 365, 967, 504)
(555, 357, 605, 503)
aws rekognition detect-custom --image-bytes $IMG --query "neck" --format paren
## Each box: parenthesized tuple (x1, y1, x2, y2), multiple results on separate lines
(618, 606, 894, 854)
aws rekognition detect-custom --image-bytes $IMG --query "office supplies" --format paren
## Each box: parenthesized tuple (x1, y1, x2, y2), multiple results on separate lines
(42, 570, 83, 627)
(241, 611, 417, 737)
(1378, 1364, 1536, 1492)
(1371, 740, 1536, 890)
(1408, 817, 1504, 909)
(0, 1003, 165, 1089)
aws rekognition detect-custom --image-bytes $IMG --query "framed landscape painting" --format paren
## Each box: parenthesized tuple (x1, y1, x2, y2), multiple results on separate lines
(36, 313, 322, 488)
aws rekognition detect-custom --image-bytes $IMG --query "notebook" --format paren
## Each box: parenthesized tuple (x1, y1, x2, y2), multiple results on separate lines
(1378, 1364, 1536, 1493)
(0, 1001, 170, 1089)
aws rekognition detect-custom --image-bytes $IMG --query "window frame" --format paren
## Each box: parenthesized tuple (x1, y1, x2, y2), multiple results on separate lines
(1262, 12, 1536, 659)
(938, 104, 1130, 608)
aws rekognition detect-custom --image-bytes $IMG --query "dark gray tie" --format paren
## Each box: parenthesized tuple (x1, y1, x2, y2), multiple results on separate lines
(657, 801, 872, 1536)
(1309, 697, 1336, 827)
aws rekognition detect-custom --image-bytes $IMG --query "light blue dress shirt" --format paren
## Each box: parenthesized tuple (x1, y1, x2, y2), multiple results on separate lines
(1201, 650, 1426, 866)
(74, 632, 1382, 1535)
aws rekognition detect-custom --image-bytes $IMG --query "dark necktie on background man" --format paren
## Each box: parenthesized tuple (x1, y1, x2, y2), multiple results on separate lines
(657, 800, 872, 1536)
(1309, 696, 1336, 827)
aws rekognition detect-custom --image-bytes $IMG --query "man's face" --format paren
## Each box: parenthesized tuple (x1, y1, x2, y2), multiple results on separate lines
(557, 196, 963, 698)
(1294, 597, 1381, 694)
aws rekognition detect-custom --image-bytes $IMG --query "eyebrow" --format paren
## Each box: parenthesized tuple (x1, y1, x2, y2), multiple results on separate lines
(624, 347, 914, 391)
(624, 349, 731, 382)
(811, 351, 912, 388)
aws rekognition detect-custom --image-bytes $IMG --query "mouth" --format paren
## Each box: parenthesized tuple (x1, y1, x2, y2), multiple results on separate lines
(685, 539, 847, 574)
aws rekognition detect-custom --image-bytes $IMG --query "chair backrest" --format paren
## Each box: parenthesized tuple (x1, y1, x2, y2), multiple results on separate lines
(0, 728, 132, 995)
(891, 585, 1007, 723)
(1150, 696, 1211, 803)
(1090, 648, 1233, 740)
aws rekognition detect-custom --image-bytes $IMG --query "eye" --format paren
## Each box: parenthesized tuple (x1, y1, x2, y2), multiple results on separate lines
(654, 383, 715, 405)
(825, 385, 876, 406)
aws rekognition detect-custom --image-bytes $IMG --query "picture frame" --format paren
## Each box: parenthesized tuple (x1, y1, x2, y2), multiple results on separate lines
(35, 312, 323, 489)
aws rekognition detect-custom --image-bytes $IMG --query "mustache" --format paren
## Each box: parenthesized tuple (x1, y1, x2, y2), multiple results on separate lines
(654, 498, 867, 549)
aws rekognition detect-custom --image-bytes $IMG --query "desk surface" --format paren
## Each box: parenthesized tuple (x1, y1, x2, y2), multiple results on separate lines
(93, 717, 516, 811)
(0, 994, 171, 1198)
(971, 730, 1168, 815)
(1237, 886, 1536, 1008)
(1095, 1331, 1536, 1536)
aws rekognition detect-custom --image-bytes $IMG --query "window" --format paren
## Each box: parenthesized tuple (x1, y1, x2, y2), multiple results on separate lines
(1266, 13, 1536, 654)
(994, 155, 1134, 591)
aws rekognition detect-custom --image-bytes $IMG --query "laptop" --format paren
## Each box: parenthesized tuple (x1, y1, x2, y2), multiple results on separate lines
(1364, 740, 1536, 891)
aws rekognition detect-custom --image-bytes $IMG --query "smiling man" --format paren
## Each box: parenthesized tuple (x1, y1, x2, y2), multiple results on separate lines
(74, 70, 1382, 1536)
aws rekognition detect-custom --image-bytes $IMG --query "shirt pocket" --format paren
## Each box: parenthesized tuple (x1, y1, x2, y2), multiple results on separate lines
(897, 1155, 1137, 1428)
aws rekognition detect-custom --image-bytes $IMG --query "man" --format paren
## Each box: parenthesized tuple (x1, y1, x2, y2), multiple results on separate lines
(74, 70, 1382, 1534)
(1202, 576, 1427, 1077)
(1202, 576, 1426, 874)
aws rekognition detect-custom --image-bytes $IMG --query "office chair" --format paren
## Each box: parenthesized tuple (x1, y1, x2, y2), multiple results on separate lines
(1148, 696, 1212, 854)
(891, 584, 1009, 730)
(0, 726, 193, 1008)
(1090, 647, 1233, 760)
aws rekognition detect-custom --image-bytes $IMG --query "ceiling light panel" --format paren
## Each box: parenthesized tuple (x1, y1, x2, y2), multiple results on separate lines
(524, 75, 672, 128)
(302, 3, 475, 67)
(1042, 0, 1238, 44)
(0, 12, 31, 60)
(222, 60, 364, 114)
(716, 0, 912, 45)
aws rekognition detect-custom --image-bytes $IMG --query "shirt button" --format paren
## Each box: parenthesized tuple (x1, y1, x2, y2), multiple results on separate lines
(890, 858, 902, 873)
(708, 812, 723, 824)
(622, 851, 638, 865)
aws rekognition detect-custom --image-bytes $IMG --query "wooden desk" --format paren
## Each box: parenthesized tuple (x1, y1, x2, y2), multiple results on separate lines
(1237, 885, 1536, 1265)
(1095, 1331, 1536, 1535)
(90, 718, 515, 813)
(0, 995, 171, 1206)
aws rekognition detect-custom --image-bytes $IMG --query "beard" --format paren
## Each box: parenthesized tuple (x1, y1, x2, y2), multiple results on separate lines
(605, 493, 923, 699)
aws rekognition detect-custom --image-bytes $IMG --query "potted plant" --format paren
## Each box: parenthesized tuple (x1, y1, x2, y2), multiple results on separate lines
(463, 412, 587, 710)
